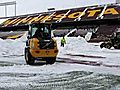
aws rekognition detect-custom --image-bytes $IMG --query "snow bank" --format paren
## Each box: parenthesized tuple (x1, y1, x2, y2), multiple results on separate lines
(55, 36, 102, 57)
(0, 33, 119, 75)
(0, 32, 27, 57)
(55, 36, 120, 66)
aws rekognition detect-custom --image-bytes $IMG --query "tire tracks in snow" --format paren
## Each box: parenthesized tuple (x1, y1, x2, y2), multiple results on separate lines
(57, 54, 120, 68)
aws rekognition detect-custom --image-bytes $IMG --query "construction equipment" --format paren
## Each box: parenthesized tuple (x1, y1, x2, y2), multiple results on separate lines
(100, 29, 120, 49)
(25, 23, 58, 65)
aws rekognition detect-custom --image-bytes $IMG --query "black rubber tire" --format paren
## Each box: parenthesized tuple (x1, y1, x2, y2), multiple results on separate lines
(46, 57, 56, 64)
(114, 44, 120, 49)
(25, 48, 35, 65)
(100, 43, 105, 48)
(104, 43, 112, 49)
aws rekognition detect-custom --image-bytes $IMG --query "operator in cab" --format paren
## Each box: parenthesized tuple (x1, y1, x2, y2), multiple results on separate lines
(32, 25, 50, 40)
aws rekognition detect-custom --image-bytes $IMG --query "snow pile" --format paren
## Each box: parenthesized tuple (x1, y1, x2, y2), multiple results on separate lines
(0, 33, 119, 77)
(0, 32, 120, 66)
(0, 32, 27, 57)
(0, 32, 99, 57)
(55, 36, 101, 57)
(55, 36, 120, 66)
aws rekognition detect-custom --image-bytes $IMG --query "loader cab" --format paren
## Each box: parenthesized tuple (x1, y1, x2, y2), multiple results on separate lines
(28, 23, 51, 40)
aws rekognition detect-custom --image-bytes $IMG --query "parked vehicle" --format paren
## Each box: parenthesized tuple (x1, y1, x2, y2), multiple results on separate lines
(100, 29, 120, 49)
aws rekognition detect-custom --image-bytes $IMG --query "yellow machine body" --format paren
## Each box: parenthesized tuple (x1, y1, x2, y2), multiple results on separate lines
(29, 38, 58, 58)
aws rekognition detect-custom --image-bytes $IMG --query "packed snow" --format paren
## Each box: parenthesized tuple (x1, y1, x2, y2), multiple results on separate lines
(0, 32, 120, 89)
(0, 32, 119, 74)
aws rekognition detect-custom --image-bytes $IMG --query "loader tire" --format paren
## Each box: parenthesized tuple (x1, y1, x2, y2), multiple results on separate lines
(100, 43, 105, 48)
(46, 57, 56, 64)
(25, 48, 35, 65)
(104, 43, 112, 49)
(114, 44, 120, 49)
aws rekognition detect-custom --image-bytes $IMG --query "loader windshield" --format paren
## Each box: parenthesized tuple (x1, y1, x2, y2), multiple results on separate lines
(31, 26, 38, 37)
(30, 24, 51, 40)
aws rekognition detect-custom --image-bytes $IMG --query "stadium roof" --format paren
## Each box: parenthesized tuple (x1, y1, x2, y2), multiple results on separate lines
(1, 3, 120, 28)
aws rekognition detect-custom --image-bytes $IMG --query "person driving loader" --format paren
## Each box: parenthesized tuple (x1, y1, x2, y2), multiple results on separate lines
(32, 27, 43, 40)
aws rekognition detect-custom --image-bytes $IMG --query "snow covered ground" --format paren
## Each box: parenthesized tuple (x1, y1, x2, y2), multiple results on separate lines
(0, 33, 120, 89)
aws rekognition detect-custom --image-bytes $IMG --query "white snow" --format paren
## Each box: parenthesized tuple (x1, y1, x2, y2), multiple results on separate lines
(85, 32, 92, 41)
(0, 33, 119, 89)
(0, 33, 120, 76)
